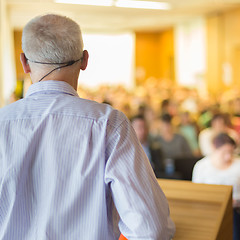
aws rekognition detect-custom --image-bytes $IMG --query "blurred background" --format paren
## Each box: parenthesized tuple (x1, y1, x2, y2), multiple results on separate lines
(2, 1, 240, 160)
(2, 0, 240, 103)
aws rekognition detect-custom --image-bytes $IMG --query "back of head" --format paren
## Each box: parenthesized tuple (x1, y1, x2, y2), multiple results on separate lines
(161, 99, 170, 109)
(210, 113, 225, 126)
(212, 132, 236, 149)
(130, 114, 146, 124)
(22, 14, 83, 64)
(130, 115, 149, 143)
(160, 113, 172, 124)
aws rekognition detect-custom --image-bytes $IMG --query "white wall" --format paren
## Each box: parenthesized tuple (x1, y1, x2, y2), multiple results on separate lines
(174, 17, 206, 89)
(79, 32, 135, 89)
(0, 0, 16, 106)
(0, 0, 5, 107)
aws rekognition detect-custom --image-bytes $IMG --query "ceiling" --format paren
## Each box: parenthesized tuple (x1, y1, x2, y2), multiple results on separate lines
(6, 0, 240, 32)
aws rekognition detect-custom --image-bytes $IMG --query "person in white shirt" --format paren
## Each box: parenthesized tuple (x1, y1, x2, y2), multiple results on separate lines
(0, 14, 175, 239)
(198, 113, 239, 156)
(192, 133, 240, 240)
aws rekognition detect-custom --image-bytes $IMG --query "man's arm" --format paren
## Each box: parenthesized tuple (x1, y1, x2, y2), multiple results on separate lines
(105, 115, 175, 240)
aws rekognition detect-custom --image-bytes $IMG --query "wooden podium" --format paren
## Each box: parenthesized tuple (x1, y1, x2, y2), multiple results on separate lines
(158, 179, 233, 240)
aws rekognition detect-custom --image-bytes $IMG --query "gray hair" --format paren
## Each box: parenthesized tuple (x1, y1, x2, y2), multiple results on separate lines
(22, 14, 83, 64)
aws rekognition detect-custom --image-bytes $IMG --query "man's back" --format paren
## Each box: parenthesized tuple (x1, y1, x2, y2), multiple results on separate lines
(0, 81, 175, 239)
(0, 81, 120, 239)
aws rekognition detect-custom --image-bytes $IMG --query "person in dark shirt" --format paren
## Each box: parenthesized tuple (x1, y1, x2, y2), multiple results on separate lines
(156, 113, 193, 160)
(131, 115, 164, 177)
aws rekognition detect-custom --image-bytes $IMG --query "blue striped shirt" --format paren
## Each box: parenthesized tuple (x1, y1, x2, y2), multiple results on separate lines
(0, 81, 175, 240)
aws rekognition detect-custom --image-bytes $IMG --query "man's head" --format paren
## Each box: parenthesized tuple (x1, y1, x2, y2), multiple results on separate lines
(131, 115, 149, 144)
(22, 14, 83, 64)
(20, 14, 88, 88)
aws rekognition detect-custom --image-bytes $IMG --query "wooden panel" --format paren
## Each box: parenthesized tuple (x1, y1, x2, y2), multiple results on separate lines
(223, 8, 240, 89)
(158, 179, 233, 240)
(135, 32, 159, 84)
(135, 29, 174, 85)
(206, 8, 240, 95)
(157, 29, 175, 81)
(206, 14, 224, 96)
(14, 30, 26, 80)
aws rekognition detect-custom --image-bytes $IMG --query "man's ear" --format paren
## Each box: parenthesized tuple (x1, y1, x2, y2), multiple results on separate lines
(80, 50, 89, 71)
(20, 53, 31, 73)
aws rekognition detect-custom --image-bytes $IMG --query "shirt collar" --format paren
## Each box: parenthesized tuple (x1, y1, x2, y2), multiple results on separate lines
(26, 80, 79, 98)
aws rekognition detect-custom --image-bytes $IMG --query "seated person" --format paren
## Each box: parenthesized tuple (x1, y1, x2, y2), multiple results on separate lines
(192, 133, 240, 240)
(178, 111, 201, 157)
(198, 113, 239, 156)
(155, 113, 193, 160)
(131, 115, 164, 177)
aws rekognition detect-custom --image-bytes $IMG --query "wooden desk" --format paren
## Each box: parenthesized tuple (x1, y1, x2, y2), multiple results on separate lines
(158, 179, 233, 240)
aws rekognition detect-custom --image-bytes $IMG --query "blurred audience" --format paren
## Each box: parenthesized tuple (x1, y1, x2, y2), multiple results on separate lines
(10, 77, 240, 161)
(192, 133, 240, 240)
(8, 76, 240, 185)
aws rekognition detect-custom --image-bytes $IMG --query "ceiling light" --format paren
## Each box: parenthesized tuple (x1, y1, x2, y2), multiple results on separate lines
(55, 0, 113, 7)
(115, 0, 171, 10)
(55, 0, 171, 10)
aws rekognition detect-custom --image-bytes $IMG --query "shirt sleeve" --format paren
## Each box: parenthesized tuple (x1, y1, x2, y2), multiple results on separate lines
(192, 160, 203, 183)
(105, 116, 175, 240)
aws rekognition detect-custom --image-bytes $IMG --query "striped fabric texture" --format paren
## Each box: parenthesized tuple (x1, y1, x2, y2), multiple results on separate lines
(0, 81, 175, 240)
